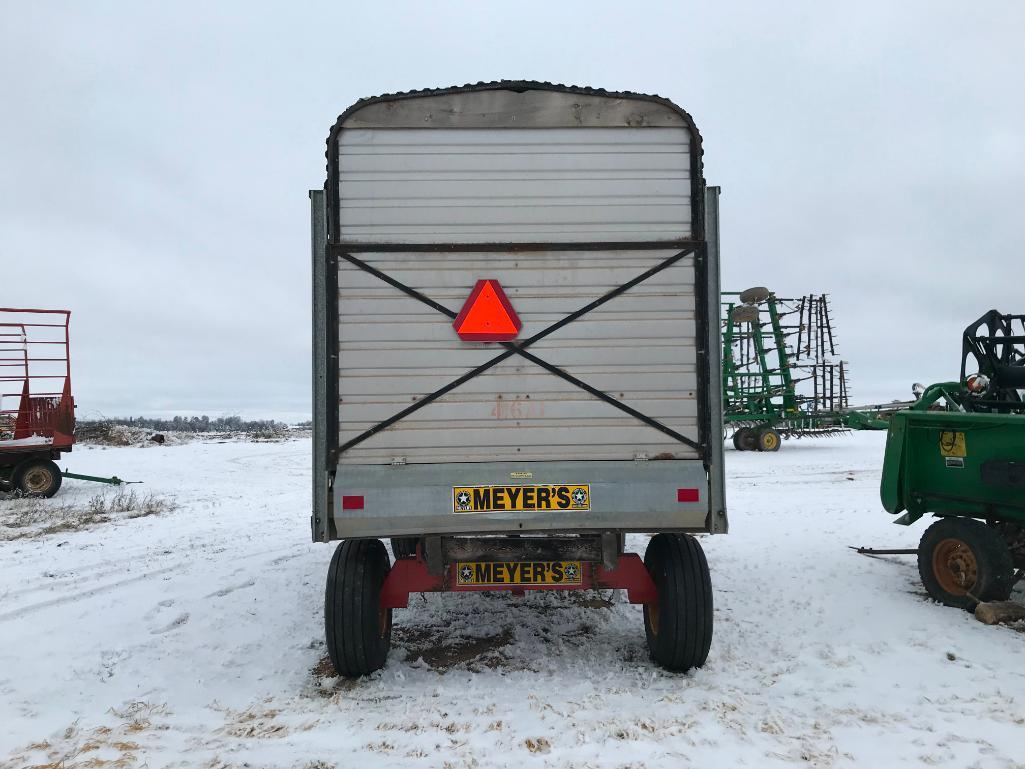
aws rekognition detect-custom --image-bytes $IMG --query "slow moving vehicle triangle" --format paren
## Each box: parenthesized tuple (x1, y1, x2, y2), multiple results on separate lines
(452, 279, 522, 342)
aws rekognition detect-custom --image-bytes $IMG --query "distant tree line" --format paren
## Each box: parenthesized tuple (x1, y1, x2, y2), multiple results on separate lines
(80, 415, 290, 434)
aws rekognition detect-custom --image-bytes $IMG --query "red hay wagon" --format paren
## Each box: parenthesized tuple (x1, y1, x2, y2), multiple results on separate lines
(0, 308, 75, 497)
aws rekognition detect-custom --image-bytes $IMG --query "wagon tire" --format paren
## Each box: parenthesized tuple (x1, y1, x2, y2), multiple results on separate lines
(918, 518, 1014, 610)
(13, 458, 62, 498)
(325, 539, 392, 677)
(643, 533, 713, 672)
(756, 427, 781, 452)
(733, 427, 757, 452)
(390, 537, 418, 559)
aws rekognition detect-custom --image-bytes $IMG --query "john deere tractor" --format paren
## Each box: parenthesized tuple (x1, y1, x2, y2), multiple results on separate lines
(881, 310, 1025, 609)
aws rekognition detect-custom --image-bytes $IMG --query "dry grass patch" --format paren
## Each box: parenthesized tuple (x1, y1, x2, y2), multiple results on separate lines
(524, 737, 552, 754)
(0, 489, 176, 540)
(212, 701, 317, 740)
(0, 702, 168, 769)
(87, 488, 171, 518)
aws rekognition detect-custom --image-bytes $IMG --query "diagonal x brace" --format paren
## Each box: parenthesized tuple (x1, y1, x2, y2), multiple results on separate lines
(331, 247, 700, 457)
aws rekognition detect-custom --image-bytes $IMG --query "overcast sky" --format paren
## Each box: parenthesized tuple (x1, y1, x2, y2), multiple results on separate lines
(2, 1, 1023, 420)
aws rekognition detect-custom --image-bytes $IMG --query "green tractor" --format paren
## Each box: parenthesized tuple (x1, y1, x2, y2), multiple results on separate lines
(880, 310, 1025, 609)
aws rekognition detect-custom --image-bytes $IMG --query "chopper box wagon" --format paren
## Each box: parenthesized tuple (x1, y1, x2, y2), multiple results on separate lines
(310, 82, 727, 676)
(1, 308, 74, 497)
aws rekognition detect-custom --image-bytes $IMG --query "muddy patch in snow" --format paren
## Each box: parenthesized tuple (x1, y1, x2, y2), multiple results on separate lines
(396, 625, 515, 670)
(395, 590, 622, 671)
(306, 655, 364, 698)
(308, 589, 623, 681)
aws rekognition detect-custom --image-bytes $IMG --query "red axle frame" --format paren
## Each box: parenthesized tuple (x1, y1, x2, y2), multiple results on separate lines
(380, 553, 657, 609)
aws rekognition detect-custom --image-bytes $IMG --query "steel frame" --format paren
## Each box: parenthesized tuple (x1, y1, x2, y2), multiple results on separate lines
(379, 552, 658, 609)
(721, 293, 860, 435)
(960, 310, 1025, 412)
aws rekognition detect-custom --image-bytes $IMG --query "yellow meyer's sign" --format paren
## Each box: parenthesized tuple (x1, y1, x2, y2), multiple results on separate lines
(456, 561, 582, 586)
(453, 484, 590, 513)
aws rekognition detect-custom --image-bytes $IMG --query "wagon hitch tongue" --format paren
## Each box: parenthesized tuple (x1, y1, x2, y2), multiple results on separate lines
(849, 546, 917, 556)
(61, 470, 140, 486)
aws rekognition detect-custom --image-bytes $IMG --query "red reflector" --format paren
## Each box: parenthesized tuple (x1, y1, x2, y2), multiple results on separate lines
(341, 495, 364, 510)
(453, 279, 522, 342)
(677, 488, 700, 503)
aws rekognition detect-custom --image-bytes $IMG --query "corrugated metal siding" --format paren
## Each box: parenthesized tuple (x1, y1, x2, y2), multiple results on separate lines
(337, 127, 691, 243)
(337, 250, 699, 464)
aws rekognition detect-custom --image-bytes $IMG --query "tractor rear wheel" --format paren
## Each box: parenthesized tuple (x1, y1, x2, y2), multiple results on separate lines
(643, 533, 713, 672)
(918, 518, 1014, 610)
(13, 459, 62, 498)
(756, 427, 781, 452)
(325, 539, 392, 677)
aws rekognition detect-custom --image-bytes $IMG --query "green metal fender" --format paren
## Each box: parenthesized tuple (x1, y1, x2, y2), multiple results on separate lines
(879, 414, 915, 522)
(879, 382, 1025, 527)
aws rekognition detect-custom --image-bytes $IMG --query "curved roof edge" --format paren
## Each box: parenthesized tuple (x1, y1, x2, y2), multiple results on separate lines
(324, 80, 703, 178)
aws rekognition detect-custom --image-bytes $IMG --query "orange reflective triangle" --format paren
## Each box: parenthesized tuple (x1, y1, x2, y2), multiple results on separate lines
(453, 279, 522, 342)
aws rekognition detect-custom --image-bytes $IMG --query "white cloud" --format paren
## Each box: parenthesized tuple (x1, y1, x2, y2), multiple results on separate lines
(2, 0, 1022, 414)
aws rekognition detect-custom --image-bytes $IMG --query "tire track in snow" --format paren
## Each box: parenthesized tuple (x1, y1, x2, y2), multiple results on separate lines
(0, 563, 185, 622)
(0, 543, 309, 621)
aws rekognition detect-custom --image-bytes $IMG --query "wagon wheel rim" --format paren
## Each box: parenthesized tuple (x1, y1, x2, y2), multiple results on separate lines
(647, 601, 661, 636)
(932, 537, 978, 596)
(23, 467, 53, 494)
(761, 431, 779, 450)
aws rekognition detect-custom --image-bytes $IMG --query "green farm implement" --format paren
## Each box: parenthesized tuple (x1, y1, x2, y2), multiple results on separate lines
(877, 310, 1025, 609)
(722, 287, 887, 452)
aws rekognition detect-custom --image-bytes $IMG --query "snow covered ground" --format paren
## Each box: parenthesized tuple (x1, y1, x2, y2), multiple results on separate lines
(1, 433, 1022, 768)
